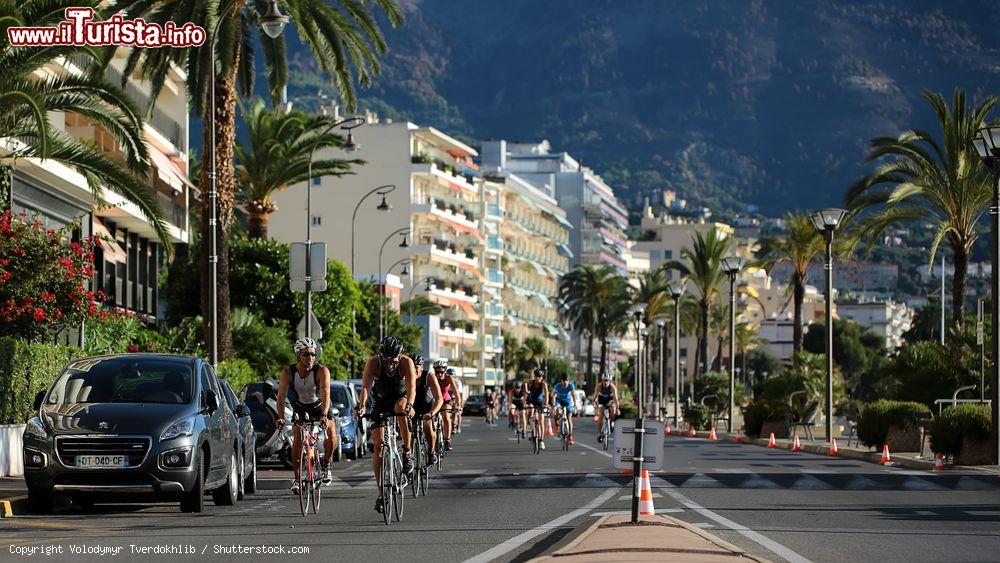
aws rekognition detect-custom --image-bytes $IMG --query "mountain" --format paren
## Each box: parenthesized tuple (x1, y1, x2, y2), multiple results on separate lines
(282, 0, 1000, 217)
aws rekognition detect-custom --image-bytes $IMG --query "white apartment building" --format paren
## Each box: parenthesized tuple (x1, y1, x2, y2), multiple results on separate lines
(837, 299, 913, 351)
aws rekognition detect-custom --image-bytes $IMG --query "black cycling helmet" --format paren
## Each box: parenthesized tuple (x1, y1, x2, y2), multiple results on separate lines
(379, 336, 404, 358)
(534, 368, 545, 378)
(410, 353, 425, 367)
(561, 373, 570, 381)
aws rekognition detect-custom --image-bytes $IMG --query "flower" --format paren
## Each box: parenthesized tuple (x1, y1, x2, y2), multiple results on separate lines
(32, 308, 46, 322)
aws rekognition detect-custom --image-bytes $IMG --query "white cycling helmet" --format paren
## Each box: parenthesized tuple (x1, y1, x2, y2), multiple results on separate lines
(433, 358, 449, 370)
(293, 337, 318, 354)
(600, 372, 612, 381)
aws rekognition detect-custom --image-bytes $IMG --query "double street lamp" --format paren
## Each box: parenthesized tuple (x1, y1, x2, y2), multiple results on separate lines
(721, 256, 746, 434)
(378, 228, 411, 342)
(207, 0, 288, 368)
(668, 282, 686, 427)
(655, 318, 667, 422)
(811, 208, 847, 442)
(971, 125, 1000, 465)
(630, 302, 648, 408)
(349, 185, 395, 376)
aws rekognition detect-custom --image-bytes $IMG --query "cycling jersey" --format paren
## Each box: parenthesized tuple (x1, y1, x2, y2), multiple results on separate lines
(413, 372, 436, 416)
(371, 356, 407, 427)
(436, 374, 452, 403)
(289, 364, 333, 420)
(553, 382, 575, 413)
(597, 383, 615, 407)
(528, 382, 546, 407)
(511, 387, 527, 410)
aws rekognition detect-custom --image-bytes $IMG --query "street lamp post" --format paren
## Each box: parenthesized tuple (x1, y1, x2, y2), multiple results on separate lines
(206, 0, 288, 368)
(628, 301, 647, 523)
(405, 275, 437, 324)
(382, 258, 410, 337)
(378, 228, 411, 342)
(811, 208, 847, 442)
(655, 318, 667, 422)
(972, 126, 1000, 465)
(668, 282, 686, 427)
(349, 185, 395, 376)
(721, 256, 745, 434)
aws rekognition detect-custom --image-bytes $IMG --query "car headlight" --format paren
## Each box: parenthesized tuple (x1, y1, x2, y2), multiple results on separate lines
(160, 416, 196, 441)
(24, 417, 47, 440)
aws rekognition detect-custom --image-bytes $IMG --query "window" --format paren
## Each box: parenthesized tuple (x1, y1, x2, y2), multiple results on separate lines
(650, 250, 662, 261)
(311, 215, 322, 226)
(200, 366, 213, 407)
(680, 348, 688, 358)
(312, 177, 321, 186)
(666, 250, 673, 260)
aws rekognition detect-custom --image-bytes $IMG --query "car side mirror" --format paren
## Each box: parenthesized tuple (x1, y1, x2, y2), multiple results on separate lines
(333, 402, 346, 412)
(205, 390, 220, 412)
(330, 407, 341, 417)
(237, 405, 251, 418)
(33, 391, 46, 410)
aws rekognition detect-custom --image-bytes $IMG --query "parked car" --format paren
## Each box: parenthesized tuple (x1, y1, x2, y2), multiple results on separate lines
(348, 378, 371, 455)
(463, 394, 486, 416)
(574, 390, 596, 416)
(218, 380, 257, 499)
(240, 379, 294, 468)
(331, 382, 362, 459)
(22, 354, 241, 513)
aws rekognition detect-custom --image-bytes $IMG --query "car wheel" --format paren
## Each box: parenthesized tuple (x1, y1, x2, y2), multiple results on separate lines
(353, 431, 362, 459)
(212, 451, 239, 506)
(280, 443, 294, 469)
(236, 450, 246, 501)
(27, 488, 54, 514)
(244, 448, 257, 495)
(179, 454, 205, 513)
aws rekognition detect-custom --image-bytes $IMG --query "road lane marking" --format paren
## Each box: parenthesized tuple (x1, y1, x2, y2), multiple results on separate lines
(591, 508, 683, 516)
(462, 487, 618, 563)
(658, 486, 811, 563)
(575, 441, 612, 458)
(618, 492, 662, 500)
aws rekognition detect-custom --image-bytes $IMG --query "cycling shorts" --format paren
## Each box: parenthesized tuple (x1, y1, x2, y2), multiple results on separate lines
(292, 400, 334, 422)
(555, 397, 575, 414)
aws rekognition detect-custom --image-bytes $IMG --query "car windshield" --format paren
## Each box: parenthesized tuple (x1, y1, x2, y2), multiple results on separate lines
(47, 357, 194, 405)
(330, 385, 351, 408)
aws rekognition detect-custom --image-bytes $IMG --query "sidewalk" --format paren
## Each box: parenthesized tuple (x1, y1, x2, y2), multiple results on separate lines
(531, 514, 766, 562)
(0, 476, 27, 518)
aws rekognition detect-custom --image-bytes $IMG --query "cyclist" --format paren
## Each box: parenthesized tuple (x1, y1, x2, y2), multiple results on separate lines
(450, 369, 464, 435)
(432, 359, 458, 451)
(275, 338, 337, 492)
(592, 372, 619, 443)
(526, 369, 549, 450)
(550, 374, 579, 445)
(484, 389, 498, 424)
(507, 380, 528, 436)
(410, 354, 444, 466)
(357, 336, 417, 514)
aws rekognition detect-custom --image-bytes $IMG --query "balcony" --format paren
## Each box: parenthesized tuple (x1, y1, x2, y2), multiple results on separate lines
(487, 236, 504, 253)
(411, 159, 477, 194)
(486, 269, 504, 286)
(484, 302, 504, 320)
(413, 239, 479, 270)
(486, 203, 503, 219)
(156, 192, 187, 230)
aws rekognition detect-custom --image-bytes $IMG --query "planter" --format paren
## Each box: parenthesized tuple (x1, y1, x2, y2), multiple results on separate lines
(885, 424, 922, 452)
(0, 424, 26, 477)
(956, 436, 992, 466)
(760, 420, 789, 439)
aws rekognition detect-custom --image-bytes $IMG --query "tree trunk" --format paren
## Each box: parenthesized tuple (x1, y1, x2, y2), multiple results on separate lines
(951, 240, 969, 331)
(199, 33, 243, 363)
(599, 337, 607, 378)
(586, 333, 594, 391)
(247, 209, 269, 240)
(699, 299, 710, 377)
(792, 272, 806, 357)
(0, 164, 11, 211)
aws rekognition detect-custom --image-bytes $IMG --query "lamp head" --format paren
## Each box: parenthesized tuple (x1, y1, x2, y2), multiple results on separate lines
(342, 130, 360, 152)
(376, 194, 391, 212)
(655, 318, 667, 328)
(259, 0, 289, 39)
(811, 208, 846, 233)
(668, 281, 687, 299)
(399, 235, 409, 248)
(721, 256, 746, 276)
(629, 302, 647, 319)
(974, 126, 1000, 162)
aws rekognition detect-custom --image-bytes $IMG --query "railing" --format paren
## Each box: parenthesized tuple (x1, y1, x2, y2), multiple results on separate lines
(156, 192, 186, 229)
(487, 269, 504, 284)
(102, 65, 184, 150)
(487, 236, 504, 251)
(487, 203, 502, 217)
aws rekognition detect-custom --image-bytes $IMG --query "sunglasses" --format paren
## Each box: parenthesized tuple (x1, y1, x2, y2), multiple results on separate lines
(299, 352, 317, 357)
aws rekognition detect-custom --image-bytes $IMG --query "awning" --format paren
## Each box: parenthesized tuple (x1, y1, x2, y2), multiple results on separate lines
(483, 286, 501, 300)
(92, 217, 127, 263)
(459, 300, 480, 321)
(545, 325, 560, 337)
(532, 293, 552, 307)
(528, 260, 547, 276)
(544, 210, 573, 229)
(150, 148, 194, 192)
(558, 243, 574, 258)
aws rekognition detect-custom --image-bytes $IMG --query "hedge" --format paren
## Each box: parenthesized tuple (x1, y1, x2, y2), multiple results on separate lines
(683, 404, 711, 430)
(930, 404, 991, 457)
(217, 358, 259, 393)
(0, 337, 82, 424)
(857, 400, 931, 448)
(743, 401, 787, 438)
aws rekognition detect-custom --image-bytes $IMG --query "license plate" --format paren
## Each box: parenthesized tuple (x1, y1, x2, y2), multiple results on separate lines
(76, 455, 127, 468)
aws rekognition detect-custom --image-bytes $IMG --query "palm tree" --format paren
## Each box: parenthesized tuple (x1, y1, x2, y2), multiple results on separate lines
(844, 89, 997, 330)
(664, 227, 732, 377)
(520, 336, 547, 374)
(401, 296, 441, 320)
(0, 0, 169, 245)
(758, 211, 824, 355)
(111, 0, 403, 360)
(236, 99, 357, 239)
(559, 264, 630, 389)
(502, 332, 522, 381)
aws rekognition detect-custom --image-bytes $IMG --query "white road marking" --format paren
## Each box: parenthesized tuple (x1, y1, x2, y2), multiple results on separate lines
(692, 522, 714, 528)
(659, 486, 812, 563)
(591, 508, 683, 516)
(462, 488, 618, 563)
(576, 441, 613, 458)
(618, 492, 662, 500)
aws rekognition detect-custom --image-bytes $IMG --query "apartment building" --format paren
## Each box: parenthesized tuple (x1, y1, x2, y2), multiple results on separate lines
(837, 299, 913, 351)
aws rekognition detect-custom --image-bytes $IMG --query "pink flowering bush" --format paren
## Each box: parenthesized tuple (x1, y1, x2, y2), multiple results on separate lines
(0, 210, 103, 341)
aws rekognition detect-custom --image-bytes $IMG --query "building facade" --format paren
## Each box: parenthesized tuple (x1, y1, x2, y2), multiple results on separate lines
(837, 299, 913, 351)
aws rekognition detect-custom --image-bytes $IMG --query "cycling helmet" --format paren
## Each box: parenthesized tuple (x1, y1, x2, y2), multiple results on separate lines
(410, 353, 425, 367)
(379, 335, 404, 358)
(432, 358, 448, 370)
(534, 368, 545, 377)
(293, 337, 318, 354)
(600, 372, 612, 381)
(515, 380, 524, 388)
(446, 368, 457, 376)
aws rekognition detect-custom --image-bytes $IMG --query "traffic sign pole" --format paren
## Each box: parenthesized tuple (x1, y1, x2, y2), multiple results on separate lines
(630, 417, 644, 523)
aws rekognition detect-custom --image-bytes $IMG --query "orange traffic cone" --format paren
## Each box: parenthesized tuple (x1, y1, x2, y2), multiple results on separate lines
(708, 427, 718, 441)
(688, 425, 697, 438)
(934, 453, 945, 471)
(638, 470, 655, 516)
(767, 433, 777, 448)
(791, 435, 802, 452)
(880, 444, 892, 465)
(593, 415, 599, 423)
(827, 438, 839, 456)
(664, 424, 671, 436)
(734, 429, 744, 443)
(545, 419, 554, 437)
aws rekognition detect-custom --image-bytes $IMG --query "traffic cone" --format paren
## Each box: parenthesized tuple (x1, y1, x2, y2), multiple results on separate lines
(689, 425, 697, 438)
(545, 419, 554, 437)
(934, 453, 944, 471)
(767, 433, 777, 448)
(791, 435, 802, 452)
(664, 424, 671, 436)
(827, 438, 839, 456)
(638, 470, 655, 516)
(880, 444, 892, 465)
(708, 427, 718, 441)
(593, 415, 599, 423)
(734, 431, 744, 443)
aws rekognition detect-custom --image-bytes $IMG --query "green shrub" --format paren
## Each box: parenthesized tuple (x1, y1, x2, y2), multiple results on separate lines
(743, 401, 788, 438)
(618, 402, 638, 419)
(230, 308, 294, 378)
(217, 358, 259, 393)
(683, 404, 711, 430)
(694, 371, 745, 413)
(930, 404, 991, 457)
(0, 337, 81, 424)
(84, 312, 167, 355)
(857, 400, 931, 448)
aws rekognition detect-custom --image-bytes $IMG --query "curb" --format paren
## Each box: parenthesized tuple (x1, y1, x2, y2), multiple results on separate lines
(0, 494, 26, 518)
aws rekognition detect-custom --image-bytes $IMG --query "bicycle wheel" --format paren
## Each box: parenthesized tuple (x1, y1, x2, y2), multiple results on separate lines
(410, 430, 421, 498)
(311, 447, 322, 514)
(298, 448, 310, 517)
(419, 465, 429, 496)
(381, 444, 393, 525)
(602, 423, 610, 451)
(393, 453, 404, 522)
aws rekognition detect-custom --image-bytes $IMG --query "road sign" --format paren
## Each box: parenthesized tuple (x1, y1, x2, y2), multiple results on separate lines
(297, 311, 322, 340)
(612, 419, 665, 471)
(289, 242, 328, 292)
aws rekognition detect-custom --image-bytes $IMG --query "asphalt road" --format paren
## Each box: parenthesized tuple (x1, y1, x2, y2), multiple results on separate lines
(3, 416, 1000, 563)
